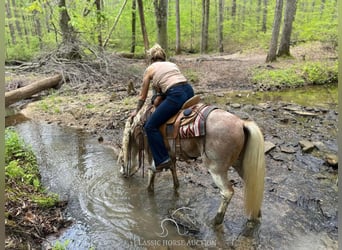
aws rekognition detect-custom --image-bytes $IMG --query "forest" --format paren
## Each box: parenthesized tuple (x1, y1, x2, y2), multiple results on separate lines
(5, 0, 338, 61)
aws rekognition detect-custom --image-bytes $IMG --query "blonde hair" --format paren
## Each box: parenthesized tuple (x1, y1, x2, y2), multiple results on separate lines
(147, 43, 166, 62)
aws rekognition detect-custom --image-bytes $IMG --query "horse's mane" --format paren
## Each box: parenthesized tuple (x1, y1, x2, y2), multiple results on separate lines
(117, 103, 151, 166)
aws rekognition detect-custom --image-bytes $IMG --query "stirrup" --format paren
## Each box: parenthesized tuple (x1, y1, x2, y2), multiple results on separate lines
(150, 160, 172, 173)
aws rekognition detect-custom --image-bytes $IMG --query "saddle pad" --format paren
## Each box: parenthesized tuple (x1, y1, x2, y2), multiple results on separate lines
(179, 105, 217, 138)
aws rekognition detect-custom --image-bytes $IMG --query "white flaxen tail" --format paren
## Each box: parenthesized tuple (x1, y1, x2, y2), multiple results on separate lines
(242, 121, 265, 219)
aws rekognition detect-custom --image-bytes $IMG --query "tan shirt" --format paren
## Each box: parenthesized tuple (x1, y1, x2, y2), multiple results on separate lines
(146, 62, 187, 93)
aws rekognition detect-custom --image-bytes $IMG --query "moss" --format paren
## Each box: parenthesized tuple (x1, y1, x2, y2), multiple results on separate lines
(251, 61, 338, 90)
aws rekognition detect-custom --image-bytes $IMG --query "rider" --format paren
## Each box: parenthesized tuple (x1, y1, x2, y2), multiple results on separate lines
(131, 44, 195, 172)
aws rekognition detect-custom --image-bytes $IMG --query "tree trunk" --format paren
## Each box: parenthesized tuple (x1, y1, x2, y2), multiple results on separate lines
(5, 74, 63, 107)
(277, 0, 297, 57)
(262, 0, 268, 32)
(256, 0, 262, 28)
(266, 0, 283, 62)
(137, 0, 149, 51)
(131, 0, 136, 53)
(154, 0, 168, 52)
(6, 0, 16, 45)
(33, 11, 43, 49)
(320, 0, 325, 17)
(20, 5, 30, 45)
(201, 0, 209, 53)
(231, 0, 236, 18)
(95, 0, 103, 48)
(175, 0, 181, 54)
(218, 0, 224, 53)
(58, 0, 81, 59)
(12, 0, 23, 40)
(59, 0, 72, 43)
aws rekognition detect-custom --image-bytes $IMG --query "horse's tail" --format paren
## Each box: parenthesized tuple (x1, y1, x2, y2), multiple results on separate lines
(241, 120, 265, 219)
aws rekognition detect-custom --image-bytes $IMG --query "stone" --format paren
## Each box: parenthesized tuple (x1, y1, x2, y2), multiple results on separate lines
(298, 140, 315, 152)
(264, 141, 276, 153)
(325, 154, 338, 167)
(230, 103, 241, 108)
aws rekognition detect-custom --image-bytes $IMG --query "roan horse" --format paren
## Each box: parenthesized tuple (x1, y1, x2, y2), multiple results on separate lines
(117, 98, 265, 225)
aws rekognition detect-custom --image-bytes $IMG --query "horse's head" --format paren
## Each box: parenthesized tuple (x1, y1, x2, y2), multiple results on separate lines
(118, 106, 149, 177)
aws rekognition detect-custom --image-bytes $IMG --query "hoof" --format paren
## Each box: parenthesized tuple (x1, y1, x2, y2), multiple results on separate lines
(213, 214, 224, 226)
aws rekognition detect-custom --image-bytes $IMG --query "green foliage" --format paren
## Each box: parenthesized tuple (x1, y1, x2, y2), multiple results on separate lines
(85, 103, 95, 109)
(251, 67, 305, 89)
(32, 193, 60, 208)
(251, 61, 338, 89)
(4, 0, 338, 60)
(52, 240, 70, 250)
(38, 92, 63, 114)
(302, 62, 338, 85)
(5, 128, 40, 188)
(5, 128, 61, 208)
(6, 40, 35, 61)
(5, 128, 36, 165)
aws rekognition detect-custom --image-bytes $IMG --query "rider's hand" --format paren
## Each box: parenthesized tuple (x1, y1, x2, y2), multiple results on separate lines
(130, 110, 137, 118)
(152, 95, 163, 107)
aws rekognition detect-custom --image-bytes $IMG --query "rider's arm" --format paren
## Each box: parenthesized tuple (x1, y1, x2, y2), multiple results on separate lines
(132, 66, 154, 115)
(139, 66, 153, 101)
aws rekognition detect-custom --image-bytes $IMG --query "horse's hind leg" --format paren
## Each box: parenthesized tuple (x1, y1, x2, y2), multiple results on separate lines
(209, 168, 234, 225)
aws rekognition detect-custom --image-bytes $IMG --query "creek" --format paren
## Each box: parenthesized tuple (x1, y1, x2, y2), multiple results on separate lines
(7, 85, 338, 249)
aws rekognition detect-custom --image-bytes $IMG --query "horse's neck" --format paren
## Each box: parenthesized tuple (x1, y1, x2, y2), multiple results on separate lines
(133, 104, 153, 127)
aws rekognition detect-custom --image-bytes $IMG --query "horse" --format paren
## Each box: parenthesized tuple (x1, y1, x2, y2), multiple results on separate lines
(117, 99, 265, 225)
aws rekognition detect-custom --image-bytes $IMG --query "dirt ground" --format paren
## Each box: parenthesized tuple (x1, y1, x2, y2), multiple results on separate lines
(5, 41, 338, 248)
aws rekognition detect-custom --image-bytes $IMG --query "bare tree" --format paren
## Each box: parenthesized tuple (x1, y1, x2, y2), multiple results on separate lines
(137, 0, 149, 51)
(175, 0, 181, 54)
(262, 0, 268, 32)
(277, 0, 297, 57)
(218, 0, 224, 52)
(131, 0, 136, 53)
(6, 0, 16, 45)
(266, 0, 283, 62)
(95, 0, 103, 48)
(201, 0, 210, 53)
(154, 0, 168, 52)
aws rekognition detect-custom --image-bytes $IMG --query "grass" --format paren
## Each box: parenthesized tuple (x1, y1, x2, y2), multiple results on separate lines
(251, 61, 338, 90)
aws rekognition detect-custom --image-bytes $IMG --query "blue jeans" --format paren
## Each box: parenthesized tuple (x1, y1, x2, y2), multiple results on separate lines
(144, 83, 194, 166)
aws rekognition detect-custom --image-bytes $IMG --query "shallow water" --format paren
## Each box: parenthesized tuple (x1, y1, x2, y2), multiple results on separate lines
(10, 85, 338, 249)
(12, 120, 337, 250)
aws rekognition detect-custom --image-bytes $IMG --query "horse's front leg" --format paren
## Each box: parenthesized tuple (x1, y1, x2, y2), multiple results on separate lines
(170, 162, 179, 190)
(147, 169, 155, 192)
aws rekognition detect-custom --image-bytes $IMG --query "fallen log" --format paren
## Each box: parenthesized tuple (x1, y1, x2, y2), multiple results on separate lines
(5, 74, 63, 107)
